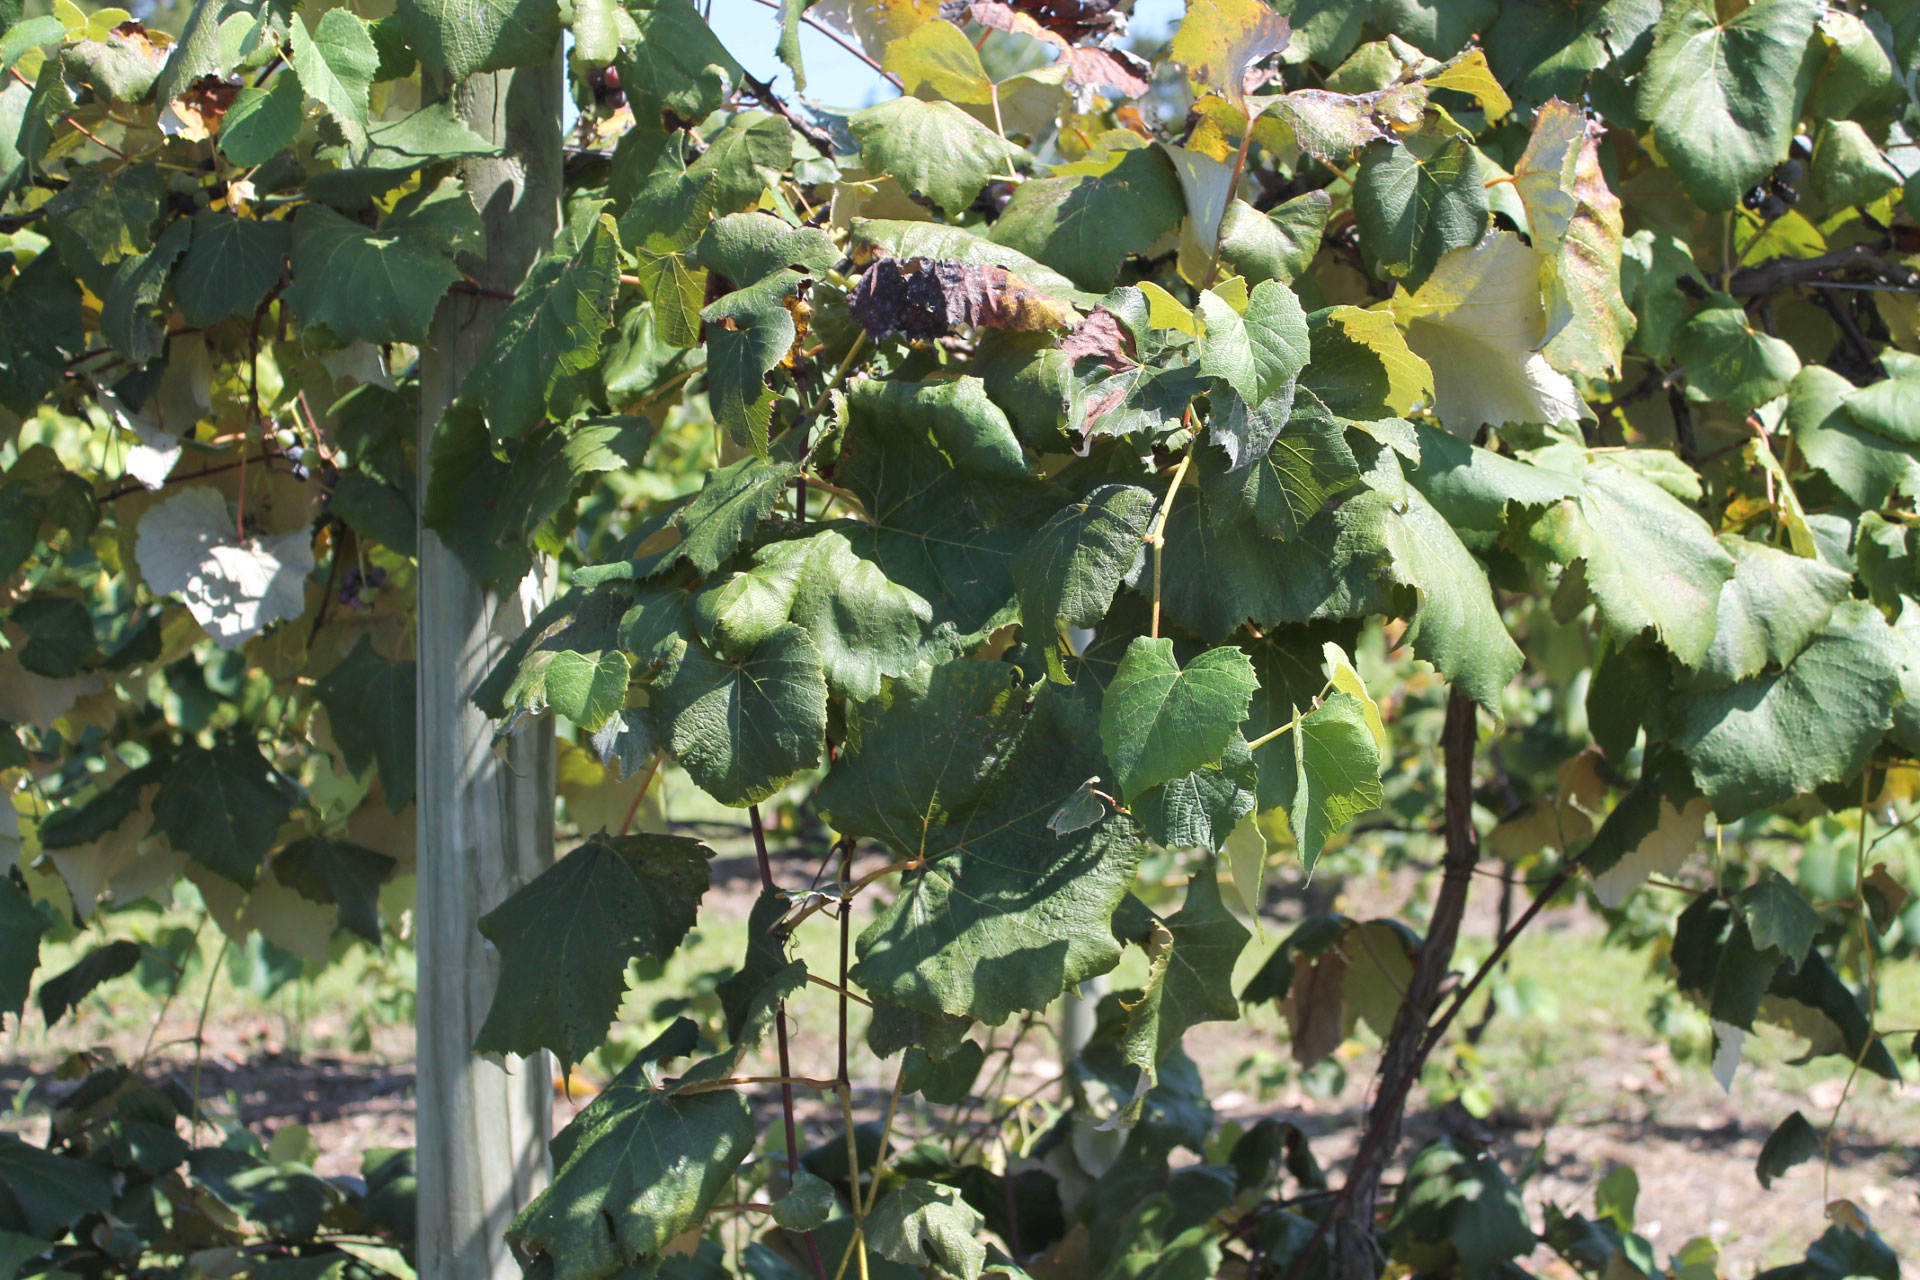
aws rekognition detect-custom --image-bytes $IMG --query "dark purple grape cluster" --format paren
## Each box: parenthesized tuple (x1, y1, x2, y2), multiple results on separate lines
(1743, 135, 1810, 222)
(339, 564, 387, 611)
(586, 64, 625, 109)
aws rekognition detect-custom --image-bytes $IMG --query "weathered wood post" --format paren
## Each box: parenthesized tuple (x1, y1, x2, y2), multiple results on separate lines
(413, 49, 564, 1280)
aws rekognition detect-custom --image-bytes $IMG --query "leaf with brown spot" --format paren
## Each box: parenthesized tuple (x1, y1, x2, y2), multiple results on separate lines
(848, 257, 1078, 340)
(163, 75, 241, 140)
(1057, 306, 1135, 370)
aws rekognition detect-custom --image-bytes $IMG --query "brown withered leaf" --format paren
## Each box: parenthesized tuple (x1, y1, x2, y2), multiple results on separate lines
(1282, 947, 1346, 1067)
(163, 75, 241, 140)
(1057, 306, 1135, 370)
(1864, 862, 1910, 934)
(848, 257, 1077, 340)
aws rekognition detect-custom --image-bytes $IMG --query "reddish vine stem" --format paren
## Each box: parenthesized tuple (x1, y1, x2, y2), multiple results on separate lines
(749, 804, 831, 1280)
(615, 753, 664, 836)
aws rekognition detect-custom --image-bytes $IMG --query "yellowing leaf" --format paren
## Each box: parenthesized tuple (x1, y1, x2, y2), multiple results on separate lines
(1321, 641, 1385, 756)
(1170, 0, 1291, 112)
(1424, 49, 1510, 121)
(1223, 815, 1268, 931)
(1513, 99, 1632, 378)
(1324, 305, 1432, 415)
(1138, 280, 1199, 334)
(557, 738, 664, 836)
(813, 0, 941, 57)
(884, 19, 991, 105)
(1390, 232, 1589, 434)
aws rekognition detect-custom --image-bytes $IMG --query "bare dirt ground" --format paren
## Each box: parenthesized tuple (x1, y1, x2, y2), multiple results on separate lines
(6, 846, 1916, 1276)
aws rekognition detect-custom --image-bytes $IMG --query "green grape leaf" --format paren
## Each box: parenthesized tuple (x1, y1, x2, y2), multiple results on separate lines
(838, 376, 1057, 646)
(692, 527, 933, 701)
(618, 114, 791, 249)
(1354, 126, 1489, 288)
(1841, 374, 1920, 448)
(674, 454, 801, 577)
(36, 939, 141, 1026)
(1013, 483, 1154, 660)
(1118, 865, 1250, 1081)
(284, 201, 464, 344)
(6, 595, 94, 678)
(510, 648, 632, 732)
(1754, 1110, 1819, 1190)
(1672, 602, 1907, 820)
(289, 8, 377, 148)
(701, 269, 801, 456)
(102, 215, 190, 367)
(867, 1180, 986, 1280)
(314, 636, 417, 812)
(508, 1070, 754, 1280)
(849, 96, 1020, 217)
(1387, 1139, 1535, 1278)
(989, 146, 1185, 291)
(477, 834, 712, 1070)
(424, 409, 651, 589)
(824, 668, 1148, 1025)
(695, 212, 837, 286)
(1302, 304, 1433, 421)
(173, 213, 291, 327)
(1810, 119, 1900, 209)
(1636, 0, 1821, 212)
(1198, 279, 1310, 407)
(1672, 302, 1801, 414)
(218, 73, 302, 167)
(1513, 447, 1733, 668)
(272, 837, 396, 946)
(0, 250, 84, 415)
(1383, 482, 1524, 711)
(772, 1169, 836, 1232)
(1787, 367, 1920, 510)
(0, 874, 47, 1028)
(1202, 389, 1357, 535)
(152, 740, 294, 886)
(0, 1133, 117, 1237)
(652, 625, 826, 807)
(1483, 0, 1659, 104)
(1695, 536, 1852, 688)
(1100, 637, 1259, 799)
(619, 0, 741, 130)
(397, 0, 563, 81)
(1271, 691, 1383, 875)
(1157, 460, 1394, 640)
(1216, 190, 1329, 287)
(1132, 732, 1256, 852)
(1733, 869, 1819, 969)
(463, 214, 619, 441)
